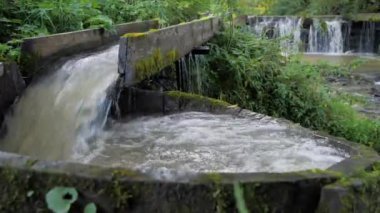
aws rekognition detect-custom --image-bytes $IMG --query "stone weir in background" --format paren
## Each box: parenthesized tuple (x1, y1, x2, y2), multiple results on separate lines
(118, 17, 220, 86)
(246, 14, 380, 54)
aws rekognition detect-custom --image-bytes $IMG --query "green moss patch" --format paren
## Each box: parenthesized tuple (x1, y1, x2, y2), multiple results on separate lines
(134, 48, 179, 81)
(166, 91, 231, 107)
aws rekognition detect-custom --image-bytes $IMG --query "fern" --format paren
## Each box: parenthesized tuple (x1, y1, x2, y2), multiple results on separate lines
(84, 15, 115, 32)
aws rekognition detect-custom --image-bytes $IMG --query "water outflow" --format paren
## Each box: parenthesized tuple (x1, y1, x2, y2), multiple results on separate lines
(0, 45, 119, 161)
(308, 19, 344, 53)
(250, 16, 303, 54)
(177, 54, 207, 94)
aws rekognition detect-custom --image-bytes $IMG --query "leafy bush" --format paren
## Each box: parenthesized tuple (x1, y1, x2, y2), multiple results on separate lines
(268, 0, 380, 15)
(204, 28, 380, 150)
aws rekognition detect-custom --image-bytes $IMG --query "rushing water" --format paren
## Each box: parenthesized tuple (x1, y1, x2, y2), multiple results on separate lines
(88, 112, 349, 180)
(0, 45, 119, 161)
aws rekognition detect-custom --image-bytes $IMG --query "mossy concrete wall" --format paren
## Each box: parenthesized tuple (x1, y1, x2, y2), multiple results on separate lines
(118, 17, 220, 86)
(21, 20, 159, 76)
(0, 62, 25, 134)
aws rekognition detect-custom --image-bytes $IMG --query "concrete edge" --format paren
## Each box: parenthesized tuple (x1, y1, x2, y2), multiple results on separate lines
(118, 17, 221, 86)
(20, 20, 159, 77)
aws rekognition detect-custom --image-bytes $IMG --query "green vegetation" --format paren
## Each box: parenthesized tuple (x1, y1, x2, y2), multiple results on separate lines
(0, 0, 214, 63)
(264, 0, 380, 16)
(203, 28, 380, 151)
(0, 0, 380, 212)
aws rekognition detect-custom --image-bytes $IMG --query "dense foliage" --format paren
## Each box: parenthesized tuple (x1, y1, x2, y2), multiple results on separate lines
(266, 0, 380, 15)
(0, 0, 215, 62)
(204, 29, 380, 150)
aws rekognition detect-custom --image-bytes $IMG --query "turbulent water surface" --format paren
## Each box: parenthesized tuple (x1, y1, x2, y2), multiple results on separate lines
(88, 112, 349, 180)
(0, 45, 119, 161)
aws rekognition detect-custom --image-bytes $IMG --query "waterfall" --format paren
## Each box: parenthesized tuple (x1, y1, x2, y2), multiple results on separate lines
(0, 45, 119, 161)
(250, 16, 303, 54)
(177, 54, 207, 94)
(308, 19, 344, 54)
(249, 16, 379, 55)
(359, 22, 376, 53)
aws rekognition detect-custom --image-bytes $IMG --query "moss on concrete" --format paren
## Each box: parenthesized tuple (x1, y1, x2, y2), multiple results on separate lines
(318, 162, 380, 212)
(347, 13, 380, 22)
(134, 48, 179, 81)
(122, 32, 148, 38)
(166, 91, 231, 107)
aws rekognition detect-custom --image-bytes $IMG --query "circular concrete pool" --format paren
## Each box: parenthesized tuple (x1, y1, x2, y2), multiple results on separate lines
(86, 111, 349, 180)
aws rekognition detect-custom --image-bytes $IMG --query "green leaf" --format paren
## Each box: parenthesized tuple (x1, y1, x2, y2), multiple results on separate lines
(233, 182, 249, 213)
(45, 187, 78, 213)
(84, 203, 97, 213)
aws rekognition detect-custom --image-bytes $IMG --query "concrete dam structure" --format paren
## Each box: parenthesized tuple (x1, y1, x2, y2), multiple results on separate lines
(0, 16, 378, 212)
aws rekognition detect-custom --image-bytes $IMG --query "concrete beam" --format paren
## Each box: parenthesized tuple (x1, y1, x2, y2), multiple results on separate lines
(21, 20, 159, 76)
(118, 17, 221, 86)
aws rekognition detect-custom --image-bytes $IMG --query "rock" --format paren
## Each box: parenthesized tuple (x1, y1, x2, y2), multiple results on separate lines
(374, 82, 380, 96)
(0, 62, 25, 127)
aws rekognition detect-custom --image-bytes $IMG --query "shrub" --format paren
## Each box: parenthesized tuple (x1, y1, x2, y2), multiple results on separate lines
(204, 28, 380, 150)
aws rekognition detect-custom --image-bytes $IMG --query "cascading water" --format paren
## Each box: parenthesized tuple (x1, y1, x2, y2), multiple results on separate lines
(249, 16, 378, 55)
(308, 19, 344, 54)
(177, 54, 207, 94)
(359, 22, 376, 53)
(250, 16, 303, 54)
(0, 45, 119, 161)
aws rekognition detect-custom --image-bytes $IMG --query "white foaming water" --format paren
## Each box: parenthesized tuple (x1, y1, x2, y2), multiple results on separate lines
(251, 17, 303, 55)
(308, 19, 344, 54)
(0, 45, 119, 161)
(89, 112, 349, 180)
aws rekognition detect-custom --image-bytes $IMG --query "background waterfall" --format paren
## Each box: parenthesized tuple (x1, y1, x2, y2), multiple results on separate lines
(248, 16, 379, 55)
(250, 17, 303, 54)
(359, 22, 376, 53)
(308, 19, 344, 53)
